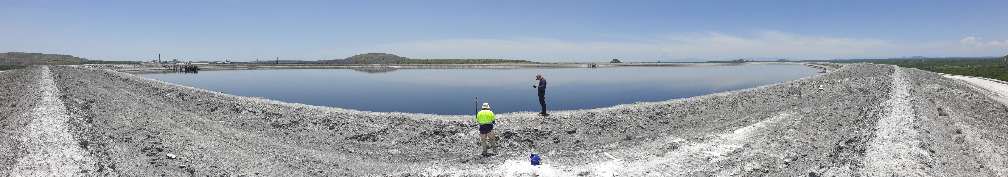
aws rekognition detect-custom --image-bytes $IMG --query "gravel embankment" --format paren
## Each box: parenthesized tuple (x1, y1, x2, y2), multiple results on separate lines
(1, 63, 1006, 176)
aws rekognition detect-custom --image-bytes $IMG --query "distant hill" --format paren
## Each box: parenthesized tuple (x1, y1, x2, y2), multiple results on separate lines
(345, 53, 408, 64)
(0, 52, 90, 65)
(0, 52, 135, 66)
(396, 59, 534, 64)
(343, 53, 534, 64)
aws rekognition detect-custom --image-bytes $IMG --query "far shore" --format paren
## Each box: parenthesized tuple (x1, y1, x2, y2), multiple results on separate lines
(80, 61, 833, 74)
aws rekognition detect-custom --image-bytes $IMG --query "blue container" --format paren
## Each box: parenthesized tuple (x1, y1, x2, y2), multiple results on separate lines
(530, 154, 541, 166)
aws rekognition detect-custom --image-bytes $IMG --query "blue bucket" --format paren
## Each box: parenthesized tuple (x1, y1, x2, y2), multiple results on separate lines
(530, 154, 541, 166)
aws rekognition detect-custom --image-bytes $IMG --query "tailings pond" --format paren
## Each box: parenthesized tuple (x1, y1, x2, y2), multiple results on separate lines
(138, 65, 822, 115)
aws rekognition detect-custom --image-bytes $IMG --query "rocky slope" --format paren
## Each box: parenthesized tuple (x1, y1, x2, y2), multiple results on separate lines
(0, 63, 1005, 176)
(345, 53, 408, 64)
(0, 52, 91, 66)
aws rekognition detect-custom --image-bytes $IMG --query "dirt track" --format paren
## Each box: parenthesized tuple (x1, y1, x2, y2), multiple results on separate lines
(1, 63, 1006, 176)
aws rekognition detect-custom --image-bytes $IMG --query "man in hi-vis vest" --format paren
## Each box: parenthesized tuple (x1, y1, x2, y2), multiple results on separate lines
(477, 103, 497, 156)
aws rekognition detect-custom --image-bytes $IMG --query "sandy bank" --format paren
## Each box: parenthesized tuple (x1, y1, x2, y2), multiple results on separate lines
(1, 63, 1006, 176)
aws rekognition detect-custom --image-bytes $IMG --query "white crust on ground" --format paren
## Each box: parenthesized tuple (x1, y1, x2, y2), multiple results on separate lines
(11, 66, 94, 176)
(862, 66, 929, 176)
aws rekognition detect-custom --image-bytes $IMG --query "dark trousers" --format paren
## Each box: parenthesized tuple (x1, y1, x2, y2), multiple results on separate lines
(538, 91, 546, 114)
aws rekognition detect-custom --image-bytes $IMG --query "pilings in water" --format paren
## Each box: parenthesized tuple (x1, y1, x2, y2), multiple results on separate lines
(167, 64, 199, 73)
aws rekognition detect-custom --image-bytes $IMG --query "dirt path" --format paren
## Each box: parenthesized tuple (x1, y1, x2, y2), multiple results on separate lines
(862, 66, 930, 176)
(10, 66, 94, 176)
(945, 74, 1008, 107)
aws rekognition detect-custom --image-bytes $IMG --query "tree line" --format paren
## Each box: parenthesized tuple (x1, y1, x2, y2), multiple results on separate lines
(866, 58, 1008, 82)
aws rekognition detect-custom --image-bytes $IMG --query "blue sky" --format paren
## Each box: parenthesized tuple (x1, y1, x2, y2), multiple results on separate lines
(2, 0, 1006, 62)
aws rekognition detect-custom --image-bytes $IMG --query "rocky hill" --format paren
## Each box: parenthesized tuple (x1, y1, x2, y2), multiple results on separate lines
(396, 59, 533, 64)
(345, 53, 408, 64)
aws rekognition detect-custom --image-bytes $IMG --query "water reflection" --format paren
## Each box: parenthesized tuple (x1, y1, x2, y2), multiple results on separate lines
(350, 67, 397, 73)
(139, 65, 820, 115)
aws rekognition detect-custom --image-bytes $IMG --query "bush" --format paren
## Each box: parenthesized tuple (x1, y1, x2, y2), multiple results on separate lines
(868, 59, 1008, 82)
(0, 65, 26, 70)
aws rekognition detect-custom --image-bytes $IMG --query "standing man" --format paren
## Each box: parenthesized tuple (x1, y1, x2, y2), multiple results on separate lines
(533, 74, 548, 116)
(477, 103, 497, 156)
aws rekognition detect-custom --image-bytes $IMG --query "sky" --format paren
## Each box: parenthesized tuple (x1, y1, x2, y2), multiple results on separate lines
(2, 0, 1007, 62)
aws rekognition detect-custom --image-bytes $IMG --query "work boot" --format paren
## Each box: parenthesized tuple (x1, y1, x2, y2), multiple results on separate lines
(481, 141, 488, 155)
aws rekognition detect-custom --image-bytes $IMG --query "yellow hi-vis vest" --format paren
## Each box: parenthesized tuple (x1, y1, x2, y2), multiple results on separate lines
(477, 110, 495, 124)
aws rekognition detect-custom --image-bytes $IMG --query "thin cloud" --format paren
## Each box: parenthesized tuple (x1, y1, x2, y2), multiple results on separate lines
(362, 30, 980, 61)
(961, 37, 1008, 47)
(659, 31, 897, 59)
(956, 37, 1008, 57)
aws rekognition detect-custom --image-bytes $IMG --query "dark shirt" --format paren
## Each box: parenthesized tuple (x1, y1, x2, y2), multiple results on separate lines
(537, 78, 547, 92)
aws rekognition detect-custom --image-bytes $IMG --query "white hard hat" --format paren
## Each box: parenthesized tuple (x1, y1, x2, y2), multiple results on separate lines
(482, 103, 490, 109)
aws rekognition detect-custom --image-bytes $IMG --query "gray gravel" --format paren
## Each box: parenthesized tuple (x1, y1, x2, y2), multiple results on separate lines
(0, 63, 1006, 176)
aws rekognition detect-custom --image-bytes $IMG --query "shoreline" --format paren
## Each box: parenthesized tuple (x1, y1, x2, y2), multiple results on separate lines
(89, 62, 838, 118)
(128, 62, 835, 116)
(78, 61, 832, 74)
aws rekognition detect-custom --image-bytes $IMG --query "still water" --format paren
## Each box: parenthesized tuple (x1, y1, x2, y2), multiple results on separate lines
(139, 65, 821, 115)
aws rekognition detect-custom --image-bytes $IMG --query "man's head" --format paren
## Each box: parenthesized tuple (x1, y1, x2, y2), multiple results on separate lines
(536, 74, 542, 80)
(482, 103, 490, 110)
